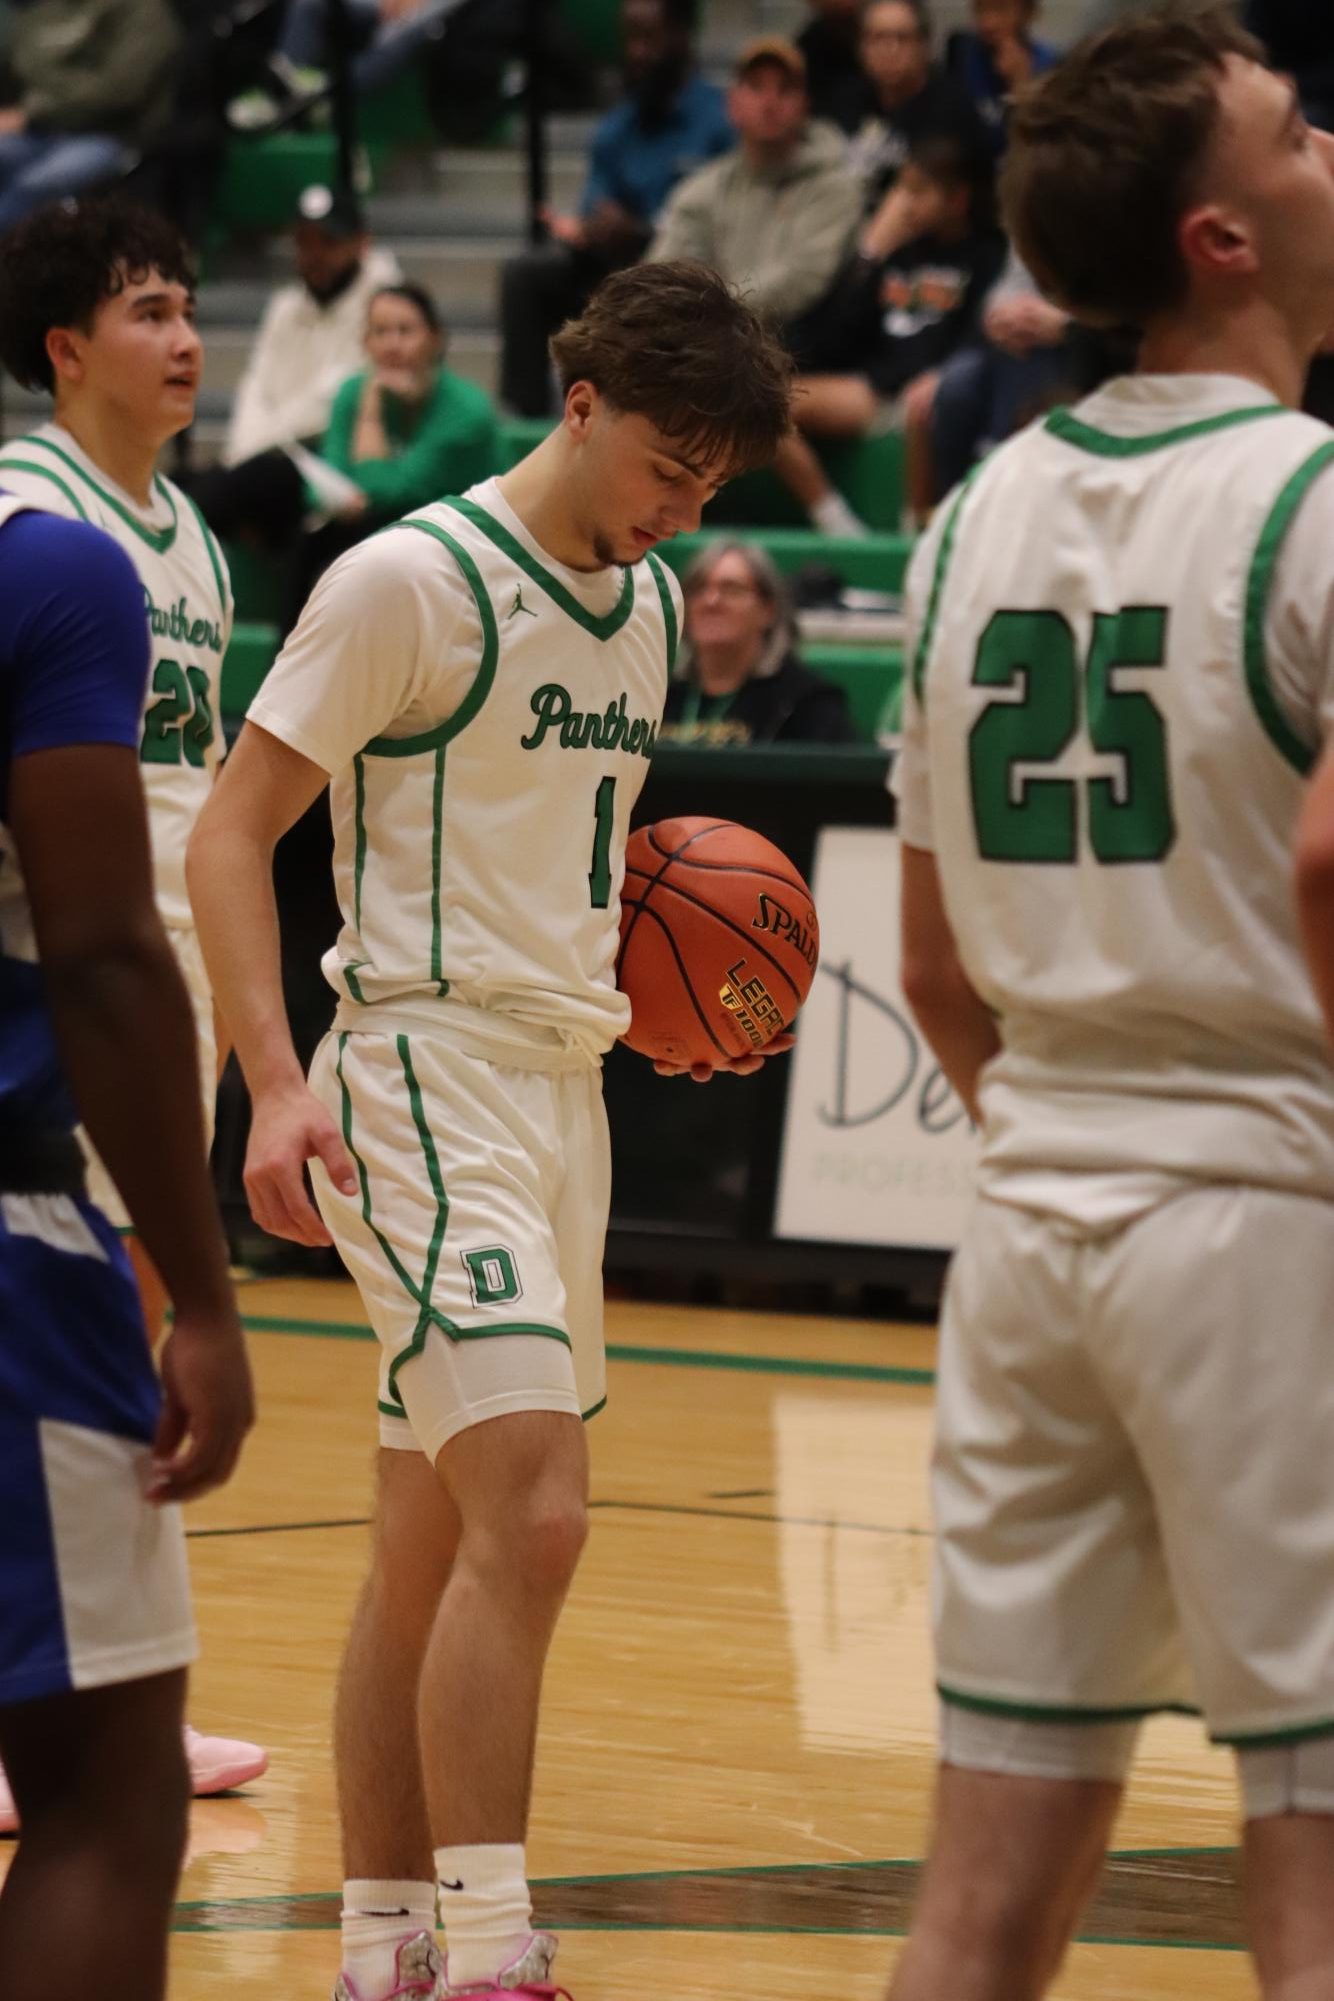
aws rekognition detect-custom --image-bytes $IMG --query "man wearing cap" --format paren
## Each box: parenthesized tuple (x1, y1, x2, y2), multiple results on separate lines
(224, 185, 401, 469)
(648, 38, 861, 334)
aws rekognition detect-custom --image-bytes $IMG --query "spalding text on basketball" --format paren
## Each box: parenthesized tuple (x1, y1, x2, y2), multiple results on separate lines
(520, 683, 658, 757)
(752, 893, 818, 971)
(718, 960, 785, 1049)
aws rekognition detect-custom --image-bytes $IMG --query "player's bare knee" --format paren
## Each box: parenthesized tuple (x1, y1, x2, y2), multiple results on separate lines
(500, 1490, 589, 1600)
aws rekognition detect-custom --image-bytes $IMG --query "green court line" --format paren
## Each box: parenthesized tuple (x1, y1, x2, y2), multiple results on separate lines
(239, 1313, 937, 1387)
(172, 1848, 1243, 1948)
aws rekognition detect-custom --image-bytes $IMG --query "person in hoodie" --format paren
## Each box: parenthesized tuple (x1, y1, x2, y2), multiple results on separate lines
(661, 539, 857, 746)
(498, 0, 732, 418)
(0, 0, 180, 234)
(648, 37, 862, 342)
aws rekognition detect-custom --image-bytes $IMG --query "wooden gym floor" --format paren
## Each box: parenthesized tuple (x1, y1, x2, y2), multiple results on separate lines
(6, 1278, 1259, 1998)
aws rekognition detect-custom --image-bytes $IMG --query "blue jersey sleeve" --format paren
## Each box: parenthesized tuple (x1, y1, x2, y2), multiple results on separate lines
(0, 512, 149, 760)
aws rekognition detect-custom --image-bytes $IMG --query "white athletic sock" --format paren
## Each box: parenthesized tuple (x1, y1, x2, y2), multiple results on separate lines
(435, 1844, 532, 1989)
(341, 1879, 436, 1999)
(810, 489, 871, 538)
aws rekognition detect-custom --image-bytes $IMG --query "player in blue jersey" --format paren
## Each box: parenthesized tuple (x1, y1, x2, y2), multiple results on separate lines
(0, 506, 252, 2000)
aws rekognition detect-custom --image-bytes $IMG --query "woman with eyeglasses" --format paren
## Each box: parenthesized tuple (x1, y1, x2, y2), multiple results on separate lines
(662, 539, 858, 744)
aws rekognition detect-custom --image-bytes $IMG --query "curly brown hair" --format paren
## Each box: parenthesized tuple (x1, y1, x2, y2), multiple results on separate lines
(0, 198, 196, 394)
(1002, 2, 1265, 329)
(549, 260, 794, 478)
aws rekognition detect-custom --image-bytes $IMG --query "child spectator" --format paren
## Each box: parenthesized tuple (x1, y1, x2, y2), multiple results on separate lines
(771, 131, 1004, 532)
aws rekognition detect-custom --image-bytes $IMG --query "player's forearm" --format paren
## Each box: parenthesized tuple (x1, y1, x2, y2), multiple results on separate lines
(901, 972, 1000, 1125)
(187, 823, 307, 1103)
(46, 931, 234, 1317)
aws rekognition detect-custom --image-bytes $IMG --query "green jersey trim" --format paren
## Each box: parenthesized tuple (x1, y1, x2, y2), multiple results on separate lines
(13, 432, 179, 552)
(445, 495, 636, 641)
(911, 472, 975, 702)
(646, 550, 678, 672)
(1213, 1714, 1334, 1748)
(430, 743, 448, 994)
(178, 484, 231, 627)
(336, 1032, 435, 1403)
(445, 1321, 572, 1348)
(582, 1394, 608, 1422)
(938, 1683, 1201, 1725)
(0, 457, 90, 520)
(1044, 403, 1284, 457)
(1242, 440, 1334, 777)
(363, 519, 498, 757)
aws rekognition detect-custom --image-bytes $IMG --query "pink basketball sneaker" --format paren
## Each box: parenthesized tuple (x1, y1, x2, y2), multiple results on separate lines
(183, 1723, 268, 1795)
(443, 1931, 572, 1998)
(333, 1931, 443, 2001)
(0, 1762, 15, 1836)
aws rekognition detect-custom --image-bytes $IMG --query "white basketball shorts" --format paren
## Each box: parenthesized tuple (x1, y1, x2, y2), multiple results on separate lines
(308, 1027, 610, 1462)
(83, 926, 217, 1232)
(933, 1184, 1334, 1745)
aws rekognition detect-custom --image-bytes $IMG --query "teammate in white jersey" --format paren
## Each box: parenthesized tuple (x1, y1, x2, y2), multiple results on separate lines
(189, 260, 793, 2001)
(885, 9, 1334, 1999)
(0, 199, 267, 1808)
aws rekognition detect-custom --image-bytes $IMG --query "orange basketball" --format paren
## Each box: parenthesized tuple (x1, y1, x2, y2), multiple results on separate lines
(617, 817, 820, 1067)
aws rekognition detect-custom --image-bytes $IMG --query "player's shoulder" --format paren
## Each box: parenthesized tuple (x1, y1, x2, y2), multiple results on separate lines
(0, 429, 91, 521)
(0, 505, 137, 585)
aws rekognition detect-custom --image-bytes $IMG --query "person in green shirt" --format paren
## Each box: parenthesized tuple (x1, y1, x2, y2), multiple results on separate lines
(321, 281, 498, 518)
(288, 281, 499, 623)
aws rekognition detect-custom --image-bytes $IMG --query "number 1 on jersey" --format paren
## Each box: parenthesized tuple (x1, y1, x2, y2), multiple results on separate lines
(589, 775, 616, 908)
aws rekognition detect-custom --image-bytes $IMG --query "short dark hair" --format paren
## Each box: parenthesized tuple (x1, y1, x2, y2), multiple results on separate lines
(908, 130, 994, 210)
(549, 260, 793, 477)
(1002, 2, 1265, 328)
(369, 281, 444, 337)
(0, 198, 196, 393)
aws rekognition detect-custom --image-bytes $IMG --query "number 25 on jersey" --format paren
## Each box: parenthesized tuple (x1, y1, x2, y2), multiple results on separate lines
(968, 606, 1175, 866)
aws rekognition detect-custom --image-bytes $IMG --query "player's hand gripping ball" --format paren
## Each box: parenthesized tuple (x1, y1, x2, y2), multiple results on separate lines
(616, 818, 819, 1069)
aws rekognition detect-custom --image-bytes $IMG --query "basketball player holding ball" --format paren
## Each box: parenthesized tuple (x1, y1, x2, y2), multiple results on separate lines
(189, 261, 792, 2001)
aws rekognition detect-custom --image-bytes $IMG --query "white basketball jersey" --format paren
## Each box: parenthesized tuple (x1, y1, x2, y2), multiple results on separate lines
(316, 491, 676, 1065)
(0, 423, 231, 929)
(900, 377, 1334, 1213)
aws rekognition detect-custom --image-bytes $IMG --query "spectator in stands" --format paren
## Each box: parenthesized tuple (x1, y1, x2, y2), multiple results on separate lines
(847, 0, 985, 207)
(769, 130, 1002, 533)
(926, 246, 1074, 500)
(0, 0, 181, 234)
(662, 540, 857, 745)
(285, 280, 498, 624)
(947, 0, 1058, 151)
(649, 39, 861, 342)
(226, 184, 401, 468)
(498, 0, 731, 418)
(794, 0, 874, 137)
(229, 0, 460, 125)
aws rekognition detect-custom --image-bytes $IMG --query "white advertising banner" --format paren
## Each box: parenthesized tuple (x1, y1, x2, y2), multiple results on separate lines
(774, 825, 979, 1251)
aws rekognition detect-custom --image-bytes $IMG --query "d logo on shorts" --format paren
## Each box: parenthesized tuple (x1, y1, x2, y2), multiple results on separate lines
(462, 1245, 522, 1306)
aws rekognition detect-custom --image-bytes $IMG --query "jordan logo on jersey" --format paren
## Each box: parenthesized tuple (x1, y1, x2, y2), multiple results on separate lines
(507, 584, 538, 621)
